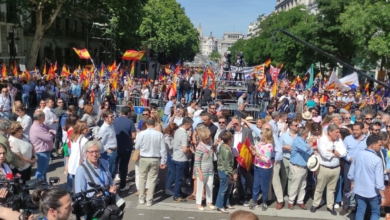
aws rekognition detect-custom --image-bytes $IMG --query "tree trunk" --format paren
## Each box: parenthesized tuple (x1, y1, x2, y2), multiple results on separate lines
(26, 25, 44, 70)
(26, 1, 65, 70)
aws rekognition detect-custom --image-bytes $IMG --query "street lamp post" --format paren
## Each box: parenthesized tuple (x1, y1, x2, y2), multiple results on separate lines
(6, 25, 20, 65)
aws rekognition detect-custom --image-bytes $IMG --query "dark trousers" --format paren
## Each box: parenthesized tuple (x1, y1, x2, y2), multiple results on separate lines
(173, 160, 188, 199)
(252, 166, 273, 203)
(234, 72, 243, 81)
(12, 166, 32, 184)
(342, 162, 353, 209)
(193, 85, 201, 99)
(115, 150, 132, 188)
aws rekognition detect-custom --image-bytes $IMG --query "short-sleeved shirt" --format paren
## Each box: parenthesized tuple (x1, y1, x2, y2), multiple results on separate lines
(113, 116, 136, 152)
(172, 127, 189, 162)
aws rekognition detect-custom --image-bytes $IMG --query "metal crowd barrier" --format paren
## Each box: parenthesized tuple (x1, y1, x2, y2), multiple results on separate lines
(222, 103, 261, 120)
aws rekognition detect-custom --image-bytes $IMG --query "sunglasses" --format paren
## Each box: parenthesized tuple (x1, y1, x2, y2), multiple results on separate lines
(345, 117, 351, 119)
(143, 114, 149, 116)
(291, 124, 298, 127)
(372, 129, 380, 132)
(365, 118, 372, 120)
(218, 121, 226, 124)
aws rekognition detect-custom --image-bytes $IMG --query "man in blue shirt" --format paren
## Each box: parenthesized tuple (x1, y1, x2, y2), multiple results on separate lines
(163, 96, 176, 124)
(288, 127, 314, 210)
(113, 106, 136, 191)
(340, 122, 367, 215)
(137, 108, 151, 132)
(21, 81, 30, 109)
(348, 135, 385, 220)
(279, 120, 298, 197)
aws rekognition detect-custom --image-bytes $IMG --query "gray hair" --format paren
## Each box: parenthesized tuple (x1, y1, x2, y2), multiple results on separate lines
(0, 119, 11, 131)
(383, 114, 390, 120)
(327, 124, 340, 133)
(297, 127, 309, 137)
(83, 140, 103, 153)
(33, 110, 45, 120)
(232, 115, 242, 122)
(331, 113, 342, 120)
(271, 112, 279, 119)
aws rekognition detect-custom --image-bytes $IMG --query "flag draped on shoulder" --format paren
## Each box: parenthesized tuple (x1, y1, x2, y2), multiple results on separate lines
(236, 137, 253, 171)
(73, 48, 91, 59)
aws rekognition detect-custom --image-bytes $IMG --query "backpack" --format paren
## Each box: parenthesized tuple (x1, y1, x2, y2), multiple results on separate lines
(183, 80, 191, 91)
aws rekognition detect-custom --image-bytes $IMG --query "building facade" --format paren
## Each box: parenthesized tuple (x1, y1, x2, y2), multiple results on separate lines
(200, 32, 218, 56)
(275, 0, 318, 14)
(218, 32, 243, 56)
(245, 21, 260, 40)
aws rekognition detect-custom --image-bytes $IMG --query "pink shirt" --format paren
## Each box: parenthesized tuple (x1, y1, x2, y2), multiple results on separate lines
(29, 122, 56, 153)
(253, 142, 273, 169)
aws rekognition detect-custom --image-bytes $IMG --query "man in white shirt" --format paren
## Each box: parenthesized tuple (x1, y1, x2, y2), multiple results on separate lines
(98, 109, 118, 176)
(42, 98, 58, 130)
(16, 106, 32, 138)
(277, 112, 287, 136)
(0, 87, 12, 119)
(311, 124, 347, 215)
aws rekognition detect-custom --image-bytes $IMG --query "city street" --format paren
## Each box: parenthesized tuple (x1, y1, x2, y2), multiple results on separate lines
(43, 156, 354, 220)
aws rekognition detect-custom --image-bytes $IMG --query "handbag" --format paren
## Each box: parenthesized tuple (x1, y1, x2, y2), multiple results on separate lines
(131, 149, 140, 162)
(384, 176, 390, 207)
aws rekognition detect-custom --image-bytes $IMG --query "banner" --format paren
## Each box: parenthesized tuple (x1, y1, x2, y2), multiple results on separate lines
(339, 72, 360, 89)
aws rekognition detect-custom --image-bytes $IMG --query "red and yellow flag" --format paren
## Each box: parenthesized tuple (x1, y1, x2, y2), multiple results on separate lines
(343, 102, 352, 111)
(82, 78, 89, 90)
(90, 90, 95, 103)
(130, 61, 135, 76)
(271, 79, 278, 97)
(236, 137, 253, 171)
(80, 68, 87, 81)
(264, 58, 271, 67)
(61, 65, 70, 78)
(42, 64, 47, 75)
(259, 77, 266, 88)
(1, 64, 6, 78)
(73, 48, 91, 60)
(122, 50, 145, 61)
(326, 82, 336, 90)
(13, 60, 18, 77)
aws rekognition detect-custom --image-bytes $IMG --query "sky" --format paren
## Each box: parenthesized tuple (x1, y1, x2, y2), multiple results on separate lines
(176, 0, 275, 38)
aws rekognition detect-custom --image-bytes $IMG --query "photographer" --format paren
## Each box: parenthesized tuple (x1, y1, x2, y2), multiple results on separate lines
(74, 140, 124, 219)
(222, 52, 231, 79)
(31, 187, 72, 220)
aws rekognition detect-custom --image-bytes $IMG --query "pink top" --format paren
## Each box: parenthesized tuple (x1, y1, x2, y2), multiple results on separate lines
(253, 142, 273, 169)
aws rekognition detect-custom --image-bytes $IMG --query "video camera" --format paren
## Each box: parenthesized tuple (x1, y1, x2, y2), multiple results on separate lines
(72, 182, 124, 220)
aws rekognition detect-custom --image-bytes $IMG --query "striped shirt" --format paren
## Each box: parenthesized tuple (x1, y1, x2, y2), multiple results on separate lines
(194, 140, 214, 177)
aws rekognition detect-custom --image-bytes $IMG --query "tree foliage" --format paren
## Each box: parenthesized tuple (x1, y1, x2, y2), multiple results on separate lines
(229, 6, 316, 74)
(137, 0, 199, 64)
(339, 0, 390, 70)
(209, 51, 221, 62)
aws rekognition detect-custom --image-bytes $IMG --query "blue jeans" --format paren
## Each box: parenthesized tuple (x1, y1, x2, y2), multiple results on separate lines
(35, 151, 51, 181)
(238, 165, 249, 201)
(177, 86, 181, 101)
(173, 160, 187, 199)
(248, 92, 255, 105)
(165, 154, 176, 190)
(335, 174, 343, 203)
(36, 93, 42, 103)
(355, 194, 380, 220)
(252, 166, 272, 203)
(185, 90, 192, 103)
(22, 94, 30, 108)
(162, 115, 168, 126)
(216, 171, 233, 209)
(100, 150, 118, 178)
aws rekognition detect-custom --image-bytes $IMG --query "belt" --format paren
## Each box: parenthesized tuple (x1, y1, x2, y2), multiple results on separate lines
(283, 157, 290, 160)
(141, 156, 161, 159)
(291, 163, 306, 169)
(321, 164, 340, 169)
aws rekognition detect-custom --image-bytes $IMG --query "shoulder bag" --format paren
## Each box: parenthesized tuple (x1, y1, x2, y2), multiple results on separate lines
(131, 149, 140, 162)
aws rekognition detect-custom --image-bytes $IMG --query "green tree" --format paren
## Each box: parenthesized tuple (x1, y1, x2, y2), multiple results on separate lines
(137, 0, 199, 63)
(209, 51, 221, 62)
(339, 0, 390, 70)
(312, 0, 357, 71)
(229, 6, 316, 74)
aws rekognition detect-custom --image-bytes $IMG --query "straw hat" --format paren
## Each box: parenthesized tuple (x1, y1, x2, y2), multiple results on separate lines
(245, 116, 255, 123)
(307, 155, 320, 171)
(302, 111, 313, 120)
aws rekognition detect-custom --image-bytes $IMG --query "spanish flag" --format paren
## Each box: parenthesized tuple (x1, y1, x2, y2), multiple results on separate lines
(122, 50, 145, 61)
(73, 48, 91, 60)
(130, 61, 135, 76)
(259, 77, 266, 88)
(343, 102, 352, 110)
(61, 65, 70, 78)
(13, 60, 18, 77)
(90, 90, 95, 103)
(82, 78, 89, 90)
(236, 137, 253, 171)
(326, 82, 336, 90)
(42, 64, 47, 75)
(271, 79, 278, 97)
(264, 58, 271, 67)
(1, 64, 6, 78)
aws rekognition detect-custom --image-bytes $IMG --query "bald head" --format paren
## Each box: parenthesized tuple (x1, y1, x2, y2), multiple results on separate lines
(262, 123, 272, 130)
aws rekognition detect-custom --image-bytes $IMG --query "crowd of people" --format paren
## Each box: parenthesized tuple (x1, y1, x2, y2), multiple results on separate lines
(0, 63, 390, 220)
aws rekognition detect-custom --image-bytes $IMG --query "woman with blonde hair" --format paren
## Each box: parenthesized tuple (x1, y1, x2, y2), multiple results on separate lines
(151, 111, 163, 132)
(81, 104, 96, 127)
(249, 125, 274, 211)
(194, 126, 215, 211)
